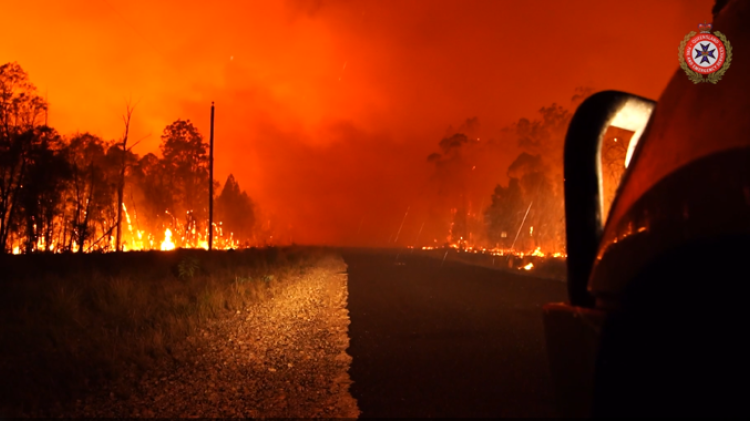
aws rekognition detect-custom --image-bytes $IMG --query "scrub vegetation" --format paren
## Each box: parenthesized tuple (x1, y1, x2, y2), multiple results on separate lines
(0, 246, 334, 416)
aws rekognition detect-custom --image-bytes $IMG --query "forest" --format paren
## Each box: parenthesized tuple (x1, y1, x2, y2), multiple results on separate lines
(0, 62, 256, 254)
(426, 88, 630, 255)
(2, 61, 629, 255)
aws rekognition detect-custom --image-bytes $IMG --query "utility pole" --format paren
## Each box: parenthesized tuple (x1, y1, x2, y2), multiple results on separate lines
(208, 102, 215, 251)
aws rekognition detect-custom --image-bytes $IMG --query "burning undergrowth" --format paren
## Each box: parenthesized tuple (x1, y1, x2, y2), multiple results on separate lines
(419, 94, 582, 256)
(418, 87, 631, 258)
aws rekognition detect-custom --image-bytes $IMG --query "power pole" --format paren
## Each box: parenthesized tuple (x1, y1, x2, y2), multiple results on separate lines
(208, 102, 215, 251)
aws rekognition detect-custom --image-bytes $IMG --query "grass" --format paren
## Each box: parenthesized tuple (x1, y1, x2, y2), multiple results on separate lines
(0, 246, 334, 417)
(417, 248, 568, 281)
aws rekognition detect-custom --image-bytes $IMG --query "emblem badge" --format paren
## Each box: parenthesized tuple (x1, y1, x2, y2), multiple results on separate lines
(679, 22, 732, 84)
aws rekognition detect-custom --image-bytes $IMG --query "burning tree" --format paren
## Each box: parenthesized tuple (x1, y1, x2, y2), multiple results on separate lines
(485, 177, 523, 248)
(132, 152, 173, 236)
(426, 127, 481, 246)
(156, 119, 211, 246)
(0, 62, 262, 253)
(64, 133, 118, 252)
(483, 89, 592, 255)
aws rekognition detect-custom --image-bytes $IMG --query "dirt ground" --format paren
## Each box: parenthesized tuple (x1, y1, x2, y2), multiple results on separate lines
(61, 255, 359, 418)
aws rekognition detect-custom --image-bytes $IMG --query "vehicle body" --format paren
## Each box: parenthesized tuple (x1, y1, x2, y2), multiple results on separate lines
(543, 0, 749, 417)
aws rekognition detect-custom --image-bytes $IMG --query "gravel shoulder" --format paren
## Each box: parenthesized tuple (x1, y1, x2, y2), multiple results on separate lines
(67, 254, 359, 418)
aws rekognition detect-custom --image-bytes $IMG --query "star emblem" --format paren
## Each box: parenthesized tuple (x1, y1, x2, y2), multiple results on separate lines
(694, 43, 716, 64)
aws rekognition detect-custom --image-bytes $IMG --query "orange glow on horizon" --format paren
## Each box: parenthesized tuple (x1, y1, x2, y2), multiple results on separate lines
(0, 0, 714, 248)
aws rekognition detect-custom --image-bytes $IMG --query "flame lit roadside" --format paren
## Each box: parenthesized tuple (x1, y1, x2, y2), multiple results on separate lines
(418, 244, 566, 259)
(11, 204, 246, 254)
(416, 241, 566, 271)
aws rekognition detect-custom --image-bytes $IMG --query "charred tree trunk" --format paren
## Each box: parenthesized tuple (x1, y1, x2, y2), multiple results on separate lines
(209, 102, 215, 251)
(116, 104, 135, 252)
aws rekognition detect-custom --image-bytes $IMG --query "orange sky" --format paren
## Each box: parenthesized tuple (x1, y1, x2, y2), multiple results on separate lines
(0, 0, 714, 246)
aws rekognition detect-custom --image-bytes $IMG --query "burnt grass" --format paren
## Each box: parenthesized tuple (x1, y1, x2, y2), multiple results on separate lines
(415, 248, 568, 281)
(0, 246, 333, 417)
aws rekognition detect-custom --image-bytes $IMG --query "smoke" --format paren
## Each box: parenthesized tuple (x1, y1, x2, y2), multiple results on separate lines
(0, 0, 714, 246)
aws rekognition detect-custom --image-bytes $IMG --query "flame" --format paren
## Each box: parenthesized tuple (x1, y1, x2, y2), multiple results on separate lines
(161, 228, 176, 251)
(522, 262, 534, 270)
(421, 240, 566, 260)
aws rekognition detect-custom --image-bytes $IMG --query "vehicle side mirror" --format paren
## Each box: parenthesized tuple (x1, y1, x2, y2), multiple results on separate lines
(563, 91, 655, 307)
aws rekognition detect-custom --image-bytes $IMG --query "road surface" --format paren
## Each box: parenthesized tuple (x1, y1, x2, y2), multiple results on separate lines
(342, 250, 567, 418)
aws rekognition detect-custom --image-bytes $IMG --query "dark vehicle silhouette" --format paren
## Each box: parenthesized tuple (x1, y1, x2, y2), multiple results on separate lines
(543, 0, 749, 417)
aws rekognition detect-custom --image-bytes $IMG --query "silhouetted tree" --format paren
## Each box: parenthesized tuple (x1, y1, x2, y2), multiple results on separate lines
(216, 174, 255, 242)
(114, 102, 140, 251)
(132, 152, 172, 232)
(159, 119, 209, 242)
(426, 130, 477, 243)
(485, 177, 524, 248)
(16, 126, 70, 252)
(483, 88, 593, 253)
(0, 62, 48, 253)
(65, 133, 117, 252)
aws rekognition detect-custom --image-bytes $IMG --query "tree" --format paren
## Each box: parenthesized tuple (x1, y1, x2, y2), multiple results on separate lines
(0, 63, 268, 253)
(64, 133, 116, 253)
(519, 170, 556, 251)
(115, 103, 135, 251)
(0, 62, 48, 253)
(107, 137, 140, 250)
(483, 88, 593, 253)
(485, 177, 524, 248)
(159, 119, 209, 243)
(133, 152, 172, 231)
(426, 130, 477, 243)
(16, 126, 70, 252)
(0, 62, 47, 133)
(216, 174, 255, 243)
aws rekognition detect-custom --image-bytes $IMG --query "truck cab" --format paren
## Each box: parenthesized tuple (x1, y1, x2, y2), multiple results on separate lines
(543, 0, 750, 417)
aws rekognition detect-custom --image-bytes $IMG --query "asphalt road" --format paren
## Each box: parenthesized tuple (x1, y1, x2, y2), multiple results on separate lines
(342, 250, 567, 418)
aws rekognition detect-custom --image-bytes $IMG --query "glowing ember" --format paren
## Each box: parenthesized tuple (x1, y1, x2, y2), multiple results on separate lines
(522, 262, 534, 270)
(161, 228, 176, 251)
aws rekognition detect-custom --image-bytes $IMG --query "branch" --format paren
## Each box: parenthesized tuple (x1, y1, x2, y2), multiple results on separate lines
(127, 133, 150, 152)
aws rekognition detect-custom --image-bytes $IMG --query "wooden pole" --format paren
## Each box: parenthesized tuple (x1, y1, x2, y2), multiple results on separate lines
(209, 102, 215, 251)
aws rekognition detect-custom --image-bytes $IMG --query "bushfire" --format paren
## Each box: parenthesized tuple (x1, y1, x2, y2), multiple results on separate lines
(419, 242, 566, 269)
(10, 204, 242, 254)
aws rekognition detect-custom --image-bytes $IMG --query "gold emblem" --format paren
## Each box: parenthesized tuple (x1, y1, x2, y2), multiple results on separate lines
(678, 25, 732, 84)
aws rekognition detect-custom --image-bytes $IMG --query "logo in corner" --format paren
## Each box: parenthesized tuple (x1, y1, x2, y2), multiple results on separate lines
(679, 22, 732, 84)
